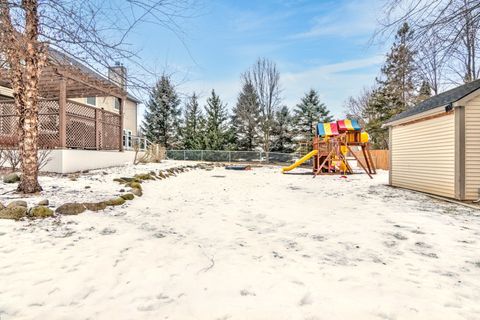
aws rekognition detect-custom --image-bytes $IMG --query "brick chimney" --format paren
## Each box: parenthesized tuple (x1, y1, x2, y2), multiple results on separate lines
(108, 62, 127, 91)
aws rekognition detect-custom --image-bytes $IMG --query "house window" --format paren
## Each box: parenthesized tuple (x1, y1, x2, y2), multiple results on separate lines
(123, 129, 132, 149)
(86, 97, 96, 106)
(114, 98, 120, 110)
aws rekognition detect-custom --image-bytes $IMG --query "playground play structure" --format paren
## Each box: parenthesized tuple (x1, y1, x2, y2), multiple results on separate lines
(282, 119, 376, 178)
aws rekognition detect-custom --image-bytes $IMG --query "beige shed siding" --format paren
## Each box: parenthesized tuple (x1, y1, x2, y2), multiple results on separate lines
(465, 96, 480, 200)
(391, 113, 456, 198)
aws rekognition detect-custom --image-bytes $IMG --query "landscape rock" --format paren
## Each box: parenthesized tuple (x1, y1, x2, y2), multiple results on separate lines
(3, 173, 20, 183)
(28, 206, 54, 219)
(120, 193, 135, 201)
(134, 173, 154, 181)
(7, 200, 28, 208)
(55, 203, 86, 215)
(37, 199, 49, 206)
(105, 197, 126, 206)
(131, 188, 143, 197)
(126, 181, 142, 190)
(83, 202, 107, 212)
(0, 206, 27, 220)
(113, 178, 127, 184)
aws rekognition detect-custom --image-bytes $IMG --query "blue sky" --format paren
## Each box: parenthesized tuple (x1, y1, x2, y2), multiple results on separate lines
(129, 0, 386, 117)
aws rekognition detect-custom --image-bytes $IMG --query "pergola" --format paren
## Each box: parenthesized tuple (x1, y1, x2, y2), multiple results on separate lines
(0, 49, 128, 151)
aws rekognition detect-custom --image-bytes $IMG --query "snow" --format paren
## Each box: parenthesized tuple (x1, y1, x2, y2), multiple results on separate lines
(0, 162, 479, 319)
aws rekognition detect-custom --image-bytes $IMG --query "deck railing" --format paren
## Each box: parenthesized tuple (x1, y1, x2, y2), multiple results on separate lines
(0, 99, 121, 150)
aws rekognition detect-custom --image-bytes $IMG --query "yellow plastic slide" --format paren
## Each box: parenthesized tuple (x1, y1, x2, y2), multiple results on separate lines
(282, 150, 318, 173)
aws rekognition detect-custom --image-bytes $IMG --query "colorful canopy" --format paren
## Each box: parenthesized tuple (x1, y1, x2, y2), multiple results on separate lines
(337, 119, 361, 131)
(317, 122, 339, 136)
(317, 119, 362, 136)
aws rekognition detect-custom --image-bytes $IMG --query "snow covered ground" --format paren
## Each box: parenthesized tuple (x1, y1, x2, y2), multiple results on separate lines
(0, 162, 479, 320)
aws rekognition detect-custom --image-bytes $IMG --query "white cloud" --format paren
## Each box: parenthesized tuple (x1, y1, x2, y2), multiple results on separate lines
(291, 0, 381, 39)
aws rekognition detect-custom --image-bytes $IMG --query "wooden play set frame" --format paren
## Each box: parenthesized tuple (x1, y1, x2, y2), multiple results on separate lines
(312, 120, 376, 178)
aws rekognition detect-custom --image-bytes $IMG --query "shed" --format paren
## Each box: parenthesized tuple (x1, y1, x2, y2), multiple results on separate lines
(384, 79, 480, 201)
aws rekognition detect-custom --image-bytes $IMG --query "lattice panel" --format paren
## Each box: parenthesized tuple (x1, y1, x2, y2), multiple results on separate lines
(66, 117, 96, 149)
(0, 101, 19, 147)
(66, 101, 96, 118)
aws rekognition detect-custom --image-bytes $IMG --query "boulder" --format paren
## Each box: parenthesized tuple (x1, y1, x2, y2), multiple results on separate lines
(120, 193, 135, 201)
(134, 173, 154, 181)
(28, 206, 54, 219)
(120, 177, 141, 183)
(3, 173, 20, 184)
(131, 188, 143, 197)
(7, 200, 28, 208)
(0, 206, 27, 220)
(113, 178, 127, 184)
(37, 199, 49, 206)
(105, 197, 126, 206)
(55, 203, 86, 215)
(83, 202, 107, 212)
(126, 181, 142, 190)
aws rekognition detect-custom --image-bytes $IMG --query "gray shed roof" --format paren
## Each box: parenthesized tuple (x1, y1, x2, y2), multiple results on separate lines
(385, 79, 480, 124)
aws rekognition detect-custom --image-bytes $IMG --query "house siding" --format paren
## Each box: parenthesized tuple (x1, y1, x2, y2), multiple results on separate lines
(464, 96, 480, 200)
(391, 113, 456, 198)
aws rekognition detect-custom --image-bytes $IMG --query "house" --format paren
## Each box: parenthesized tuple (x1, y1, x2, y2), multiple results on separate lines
(0, 49, 145, 173)
(384, 80, 480, 201)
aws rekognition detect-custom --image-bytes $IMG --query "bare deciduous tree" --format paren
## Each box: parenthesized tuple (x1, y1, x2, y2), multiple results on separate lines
(0, 0, 195, 193)
(242, 58, 282, 157)
(377, 0, 480, 86)
(343, 87, 374, 126)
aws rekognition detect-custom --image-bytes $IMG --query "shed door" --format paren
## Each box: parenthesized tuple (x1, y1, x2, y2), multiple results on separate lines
(391, 113, 455, 198)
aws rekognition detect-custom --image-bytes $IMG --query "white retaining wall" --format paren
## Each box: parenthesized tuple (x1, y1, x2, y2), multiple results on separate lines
(42, 149, 141, 173)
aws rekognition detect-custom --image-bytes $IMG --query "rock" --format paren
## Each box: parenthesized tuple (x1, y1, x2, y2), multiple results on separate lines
(120, 177, 140, 183)
(7, 200, 28, 208)
(134, 173, 154, 181)
(3, 173, 20, 183)
(83, 202, 107, 212)
(119, 188, 125, 192)
(37, 199, 49, 206)
(131, 188, 143, 197)
(105, 197, 126, 206)
(126, 181, 142, 190)
(68, 174, 78, 181)
(120, 193, 135, 201)
(113, 178, 127, 184)
(85, 186, 91, 189)
(28, 206, 54, 218)
(55, 203, 86, 215)
(0, 206, 27, 220)
(0, 203, 4, 209)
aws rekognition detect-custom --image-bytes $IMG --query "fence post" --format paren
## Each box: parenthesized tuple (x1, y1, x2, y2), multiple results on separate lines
(95, 109, 101, 150)
(201, 150, 204, 161)
(58, 77, 67, 148)
(119, 96, 126, 152)
(228, 151, 231, 162)
(184, 150, 186, 161)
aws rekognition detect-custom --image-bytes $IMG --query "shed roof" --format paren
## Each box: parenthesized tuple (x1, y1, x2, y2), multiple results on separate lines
(385, 79, 480, 125)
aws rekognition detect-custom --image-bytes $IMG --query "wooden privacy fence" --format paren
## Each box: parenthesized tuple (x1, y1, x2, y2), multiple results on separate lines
(0, 99, 121, 150)
(352, 149, 389, 170)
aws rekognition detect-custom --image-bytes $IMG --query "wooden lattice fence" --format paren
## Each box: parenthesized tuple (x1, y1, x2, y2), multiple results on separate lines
(0, 99, 121, 150)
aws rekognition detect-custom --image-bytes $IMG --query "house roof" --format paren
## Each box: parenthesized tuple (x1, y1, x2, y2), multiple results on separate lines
(385, 79, 480, 125)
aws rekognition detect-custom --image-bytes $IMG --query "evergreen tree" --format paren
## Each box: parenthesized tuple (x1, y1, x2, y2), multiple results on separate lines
(363, 87, 399, 149)
(416, 80, 432, 103)
(271, 105, 295, 153)
(294, 89, 333, 141)
(204, 89, 229, 150)
(141, 75, 181, 148)
(231, 82, 261, 150)
(378, 22, 418, 114)
(181, 93, 204, 149)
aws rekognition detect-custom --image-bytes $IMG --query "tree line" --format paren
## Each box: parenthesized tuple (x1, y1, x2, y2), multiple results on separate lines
(346, 1, 480, 149)
(142, 58, 333, 153)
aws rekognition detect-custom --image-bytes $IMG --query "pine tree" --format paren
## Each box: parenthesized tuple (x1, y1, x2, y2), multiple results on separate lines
(204, 90, 229, 150)
(181, 93, 204, 149)
(363, 87, 399, 149)
(271, 106, 294, 153)
(231, 82, 261, 150)
(141, 75, 181, 148)
(378, 22, 418, 114)
(294, 89, 333, 141)
(416, 80, 432, 103)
